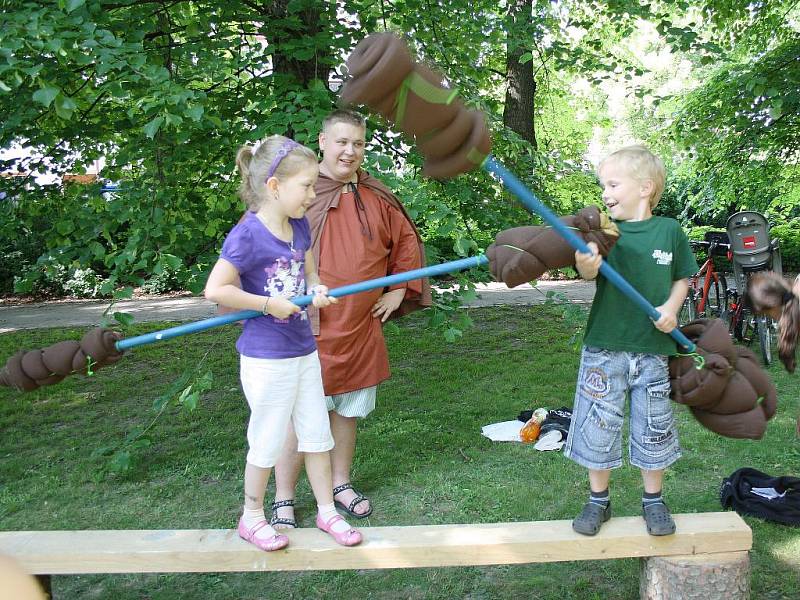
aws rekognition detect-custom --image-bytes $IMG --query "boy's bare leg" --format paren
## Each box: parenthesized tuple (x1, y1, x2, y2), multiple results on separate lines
(589, 468, 611, 492)
(641, 468, 664, 493)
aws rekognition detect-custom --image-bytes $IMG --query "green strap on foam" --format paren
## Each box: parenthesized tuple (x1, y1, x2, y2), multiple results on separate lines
(395, 71, 487, 170)
(466, 147, 488, 166)
(395, 71, 459, 130)
(676, 351, 705, 370)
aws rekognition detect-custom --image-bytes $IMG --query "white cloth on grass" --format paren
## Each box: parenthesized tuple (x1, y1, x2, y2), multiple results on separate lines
(481, 420, 524, 442)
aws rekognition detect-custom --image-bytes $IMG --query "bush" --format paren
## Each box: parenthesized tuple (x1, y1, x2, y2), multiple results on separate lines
(138, 254, 205, 295)
(140, 263, 186, 295)
(0, 203, 50, 295)
(13, 256, 69, 297)
(63, 268, 107, 298)
(770, 220, 800, 273)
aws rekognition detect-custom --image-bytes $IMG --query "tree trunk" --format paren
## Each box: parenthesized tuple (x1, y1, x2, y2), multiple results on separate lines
(640, 551, 750, 600)
(264, 0, 331, 87)
(503, 0, 537, 148)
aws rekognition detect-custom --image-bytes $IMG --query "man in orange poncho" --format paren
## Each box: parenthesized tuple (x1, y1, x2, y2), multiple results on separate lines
(270, 110, 430, 527)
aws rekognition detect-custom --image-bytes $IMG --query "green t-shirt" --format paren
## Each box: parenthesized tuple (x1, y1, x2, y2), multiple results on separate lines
(583, 216, 698, 356)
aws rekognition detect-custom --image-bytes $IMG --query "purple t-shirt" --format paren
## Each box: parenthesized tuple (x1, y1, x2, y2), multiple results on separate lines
(220, 212, 316, 359)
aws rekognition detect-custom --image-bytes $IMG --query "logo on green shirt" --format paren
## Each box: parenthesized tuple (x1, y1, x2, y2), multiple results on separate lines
(652, 249, 673, 266)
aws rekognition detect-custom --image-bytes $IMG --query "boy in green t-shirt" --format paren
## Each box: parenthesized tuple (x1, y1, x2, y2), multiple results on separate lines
(564, 145, 698, 537)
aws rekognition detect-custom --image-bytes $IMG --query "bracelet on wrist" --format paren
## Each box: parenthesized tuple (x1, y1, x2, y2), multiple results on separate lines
(262, 297, 271, 315)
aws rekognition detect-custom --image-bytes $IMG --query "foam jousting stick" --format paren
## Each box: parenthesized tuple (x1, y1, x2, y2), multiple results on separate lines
(0, 255, 488, 392)
(341, 33, 492, 179)
(340, 32, 696, 353)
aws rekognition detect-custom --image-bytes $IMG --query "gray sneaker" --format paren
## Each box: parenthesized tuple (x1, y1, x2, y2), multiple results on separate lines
(572, 501, 611, 536)
(642, 502, 676, 536)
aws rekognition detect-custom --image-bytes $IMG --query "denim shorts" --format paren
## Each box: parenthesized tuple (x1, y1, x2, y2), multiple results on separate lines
(563, 346, 681, 471)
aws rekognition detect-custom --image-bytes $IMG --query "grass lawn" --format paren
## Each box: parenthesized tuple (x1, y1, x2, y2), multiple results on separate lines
(1, 305, 799, 599)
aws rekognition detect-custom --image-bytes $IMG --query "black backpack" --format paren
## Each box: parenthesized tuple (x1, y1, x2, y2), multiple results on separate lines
(720, 467, 800, 526)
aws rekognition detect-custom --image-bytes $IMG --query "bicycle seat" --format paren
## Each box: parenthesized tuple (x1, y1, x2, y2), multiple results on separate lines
(725, 211, 773, 271)
(703, 230, 730, 256)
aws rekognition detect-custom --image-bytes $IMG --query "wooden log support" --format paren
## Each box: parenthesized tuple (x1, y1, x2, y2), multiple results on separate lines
(640, 551, 750, 600)
(0, 513, 750, 577)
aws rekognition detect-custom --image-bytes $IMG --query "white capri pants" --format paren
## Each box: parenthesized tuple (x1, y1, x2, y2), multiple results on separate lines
(240, 351, 334, 468)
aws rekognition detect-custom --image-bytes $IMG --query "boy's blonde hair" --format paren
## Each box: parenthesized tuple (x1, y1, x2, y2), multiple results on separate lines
(322, 108, 366, 133)
(598, 145, 666, 209)
(235, 135, 317, 211)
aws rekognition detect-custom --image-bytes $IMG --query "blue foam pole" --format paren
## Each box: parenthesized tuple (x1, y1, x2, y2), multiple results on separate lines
(116, 255, 488, 352)
(483, 156, 695, 352)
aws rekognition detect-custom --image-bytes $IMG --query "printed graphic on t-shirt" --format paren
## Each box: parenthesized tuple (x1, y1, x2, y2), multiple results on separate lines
(263, 248, 307, 323)
(652, 249, 673, 266)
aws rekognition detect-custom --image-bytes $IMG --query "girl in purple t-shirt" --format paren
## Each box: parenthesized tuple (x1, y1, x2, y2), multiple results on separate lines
(205, 136, 362, 551)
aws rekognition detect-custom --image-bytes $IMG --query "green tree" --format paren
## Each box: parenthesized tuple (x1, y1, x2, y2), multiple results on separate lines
(0, 0, 700, 295)
(621, 0, 800, 224)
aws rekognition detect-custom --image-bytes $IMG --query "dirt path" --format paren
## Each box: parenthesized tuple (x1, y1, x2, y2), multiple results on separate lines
(0, 281, 596, 333)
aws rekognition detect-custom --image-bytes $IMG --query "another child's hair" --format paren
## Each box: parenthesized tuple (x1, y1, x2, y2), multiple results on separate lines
(235, 135, 317, 210)
(747, 271, 800, 373)
(598, 145, 666, 209)
(322, 108, 366, 132)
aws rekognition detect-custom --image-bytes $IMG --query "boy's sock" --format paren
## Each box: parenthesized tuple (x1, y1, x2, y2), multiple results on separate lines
(241, 506, 268, 529)
(642, 490, 664, 507)
(589, 488, 610, 509)
(318, 503, 352, 534)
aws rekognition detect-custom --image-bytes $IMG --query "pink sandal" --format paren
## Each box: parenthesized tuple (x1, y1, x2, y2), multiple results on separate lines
(316, 513, 363, 546)
(238, 517, 289, 552)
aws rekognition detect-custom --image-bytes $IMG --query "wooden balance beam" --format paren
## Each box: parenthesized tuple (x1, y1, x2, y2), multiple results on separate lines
(0, 512, 752, 599)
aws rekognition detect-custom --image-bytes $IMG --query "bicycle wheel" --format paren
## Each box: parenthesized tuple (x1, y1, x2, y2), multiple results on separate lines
(757, 315, 774, 366)
(719, 286, 735, 330)
(739, 311, 756, 345)
(705, 272, 728, 319)
(679, 290, 697, 325)
(731, 305, 743, 340)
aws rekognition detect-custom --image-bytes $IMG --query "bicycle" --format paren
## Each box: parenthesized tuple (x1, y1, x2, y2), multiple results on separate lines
(724, 211, 782, 366)
(724, 279, 775, 366)
(678, 231, 730, 325)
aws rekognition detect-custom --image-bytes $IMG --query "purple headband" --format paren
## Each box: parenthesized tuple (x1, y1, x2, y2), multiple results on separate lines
(266, 139, 301, 179)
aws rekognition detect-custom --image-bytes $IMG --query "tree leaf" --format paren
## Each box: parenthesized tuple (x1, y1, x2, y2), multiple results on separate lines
(65, 0, 86, 12)
(54, 94, 77, 119)
(444, 327, 463, 343)
(108, 450, 131, 473)
(185, 104, 204, 121)
(113, 311, 135, 326)
(113, 286, 134, 300)
(143, 115, 163, 138)
(32, 86, 60, 107)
